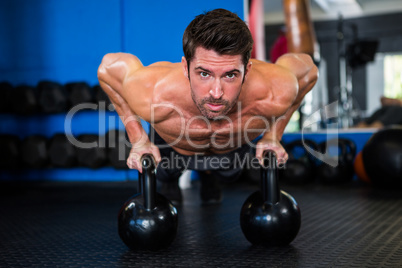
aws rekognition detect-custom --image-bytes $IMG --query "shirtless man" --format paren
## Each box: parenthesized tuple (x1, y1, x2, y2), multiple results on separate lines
(98, 9, 318, 204)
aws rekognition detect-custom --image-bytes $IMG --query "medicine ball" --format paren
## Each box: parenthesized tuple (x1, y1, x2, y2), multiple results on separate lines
(361, 126, 402, 188)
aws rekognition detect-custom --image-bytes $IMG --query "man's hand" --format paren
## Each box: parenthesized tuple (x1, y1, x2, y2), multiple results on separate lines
(255, 138, 288, 166)
(126, 135, 161, 173)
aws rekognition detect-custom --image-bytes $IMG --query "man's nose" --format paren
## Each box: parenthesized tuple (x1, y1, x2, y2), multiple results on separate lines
(209, 80, 223, 99)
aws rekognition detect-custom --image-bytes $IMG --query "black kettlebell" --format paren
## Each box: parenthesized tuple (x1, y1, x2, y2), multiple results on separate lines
(240, 150, 301, 246)
(317, 138, 355, 184)
(118, 154, 178, 250)
(281, 139, 318, 184)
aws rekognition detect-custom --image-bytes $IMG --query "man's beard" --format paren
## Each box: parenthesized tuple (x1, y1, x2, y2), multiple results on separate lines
(191, 89, 240, 120)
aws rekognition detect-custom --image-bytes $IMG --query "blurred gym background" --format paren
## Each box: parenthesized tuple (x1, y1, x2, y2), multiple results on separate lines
(0, 0, 401, 182)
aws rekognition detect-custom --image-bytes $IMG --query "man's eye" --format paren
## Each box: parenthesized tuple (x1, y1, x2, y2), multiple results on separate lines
(200, 72, 210, 78)
(226, 73, 235, 79)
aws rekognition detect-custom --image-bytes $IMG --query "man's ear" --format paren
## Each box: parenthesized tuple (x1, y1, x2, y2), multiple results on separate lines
(244, 61, 252, 81)
(181, 56, 189, 78)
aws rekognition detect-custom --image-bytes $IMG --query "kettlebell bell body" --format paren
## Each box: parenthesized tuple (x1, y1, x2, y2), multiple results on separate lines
(118, 154, 178, 250)
(118, 192, 178, 250)
(240, 150, 301, 246)
(240, 190, 301, 246)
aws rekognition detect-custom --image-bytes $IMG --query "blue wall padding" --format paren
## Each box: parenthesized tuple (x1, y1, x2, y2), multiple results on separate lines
(0, 0, 121, 86)
(123, 1, 245, 66)
(0, 0, 245, 86)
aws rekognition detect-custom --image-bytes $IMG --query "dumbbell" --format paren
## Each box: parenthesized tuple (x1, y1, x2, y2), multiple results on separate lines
(21, 135, 49, 169)
(48, 134, 77, 167)
(281, 139, 318, 184)
(240, 150, 301, 246)
(0, 135, 21, 170)
(0, 82, 13, 113)
(75, 134, 108, 169)
(65, 82, 94, 108)
(106, 129, 131, 169)
(317, 138, 356, 184)
(118, 154, 178, 250)
(37, 81, 68, 113)
(12, 85, 38, 115)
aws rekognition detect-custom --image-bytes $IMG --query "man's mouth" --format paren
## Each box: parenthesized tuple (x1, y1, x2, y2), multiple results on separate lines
(206, 103, 224, 111)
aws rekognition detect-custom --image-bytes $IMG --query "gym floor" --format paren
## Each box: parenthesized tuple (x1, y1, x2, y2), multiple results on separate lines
(0, 179, 401, 267)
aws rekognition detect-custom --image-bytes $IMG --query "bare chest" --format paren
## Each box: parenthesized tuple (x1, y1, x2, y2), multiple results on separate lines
(153, 110, 272, 154)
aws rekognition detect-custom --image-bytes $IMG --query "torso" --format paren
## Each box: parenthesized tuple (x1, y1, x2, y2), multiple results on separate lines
(131, 60, 296, 156)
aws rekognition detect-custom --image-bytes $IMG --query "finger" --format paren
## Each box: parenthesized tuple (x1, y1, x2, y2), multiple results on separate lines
(151, 147, 162, 165)
(258, 147, 278, 165)
(126, 158, 136, 171)
(276, 150, 284, 160)
(279, 152, 289, 164)
(277, 156, 287, 165)
(127, 154, 142, 173)
(255, 147, 263, 165)
(136, 160, 142, 173)
(265, 148, 280, 164)
(127, 157, 135, 171)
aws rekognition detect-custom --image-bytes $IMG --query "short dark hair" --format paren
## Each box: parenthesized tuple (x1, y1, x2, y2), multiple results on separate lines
(182, 9, 254, 66)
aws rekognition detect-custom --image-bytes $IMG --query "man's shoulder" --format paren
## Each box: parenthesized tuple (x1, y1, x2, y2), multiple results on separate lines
(130, 61, 182, 84)
(246, 59, 296, 94)
(128, 61, 189, 121)
(244, 59, 298, 114)
(148, 61, 179, 67)
(142, 61, 182, 72)
(250, 59, 294, 78)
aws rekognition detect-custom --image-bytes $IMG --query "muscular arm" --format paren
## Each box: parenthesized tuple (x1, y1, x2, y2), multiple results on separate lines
(265, 53, 318, 140)
(254, 53, 318, 164)
(97, 53, 150, 144)
(98, 53, 162, 170)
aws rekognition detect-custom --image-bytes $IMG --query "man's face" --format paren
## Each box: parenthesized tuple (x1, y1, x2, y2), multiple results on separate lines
(182, 47, 251, 120)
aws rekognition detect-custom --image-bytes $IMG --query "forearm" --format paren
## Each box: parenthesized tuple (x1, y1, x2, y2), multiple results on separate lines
(263, 53, 318, 140)
(98, 53, 150, 144)
(263, 103, 300, 141)
(98, 54, 149, 144)
(99, 81, 148, 144)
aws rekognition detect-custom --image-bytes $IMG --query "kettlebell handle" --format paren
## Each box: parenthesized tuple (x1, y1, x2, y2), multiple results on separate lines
(261, 150, 280, 205)
(140, 154, 157, 210)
